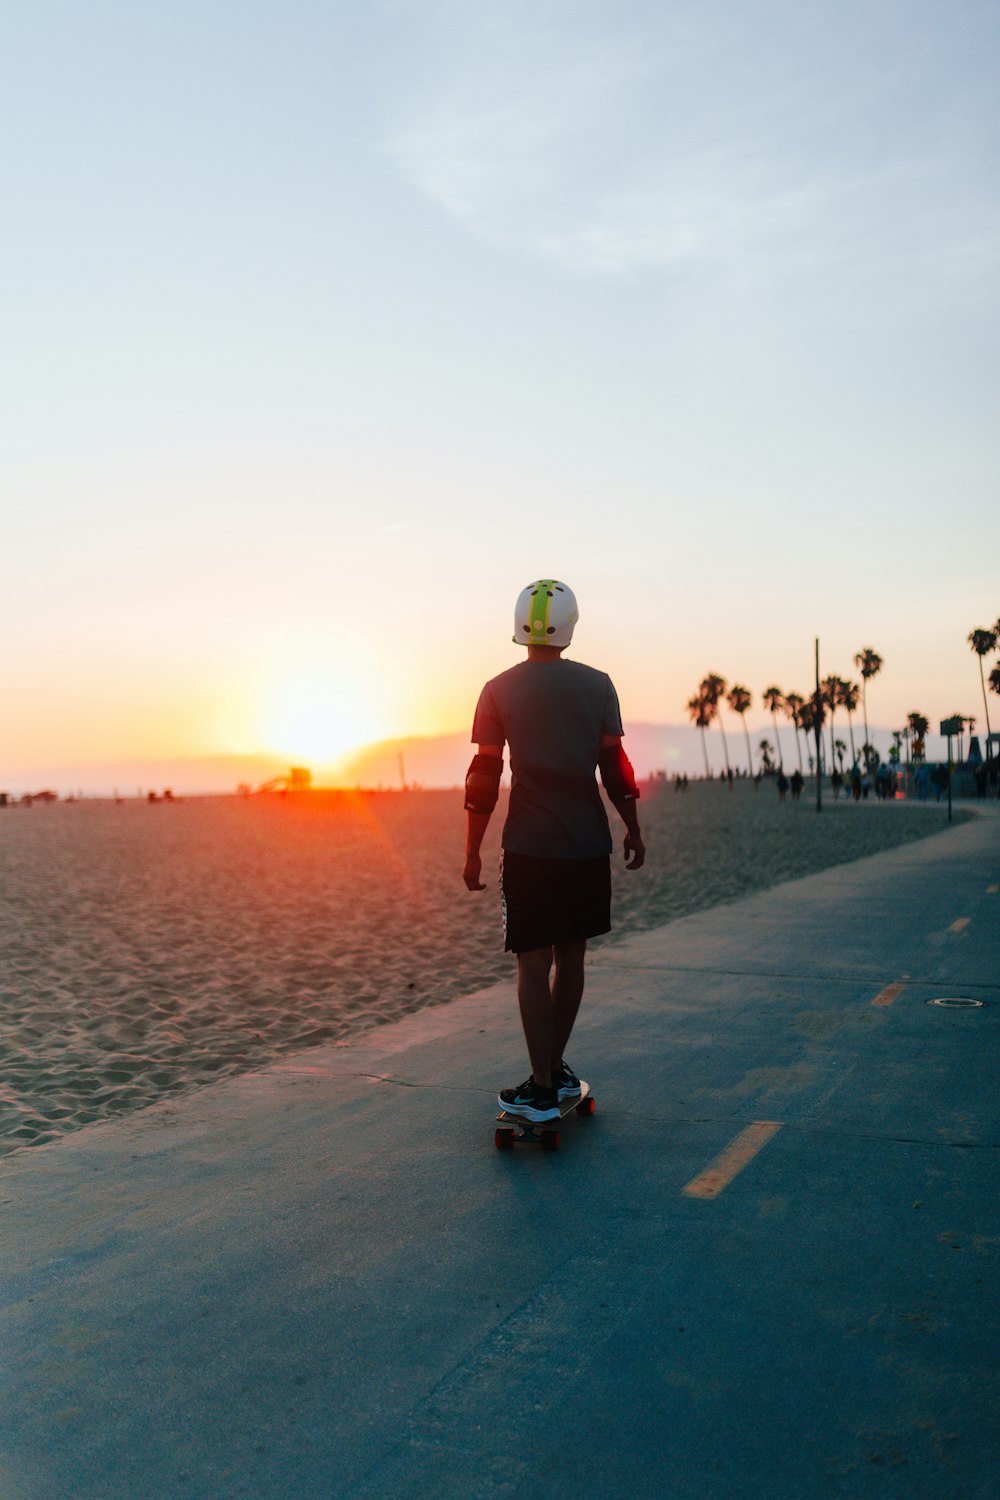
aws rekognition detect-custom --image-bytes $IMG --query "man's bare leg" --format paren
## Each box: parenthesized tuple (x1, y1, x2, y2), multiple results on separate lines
(516, 947, 555, 1087)
(551, 939, 586, 1069)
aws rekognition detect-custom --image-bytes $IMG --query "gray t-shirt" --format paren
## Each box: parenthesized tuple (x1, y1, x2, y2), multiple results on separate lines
(471, 658, 624, 859)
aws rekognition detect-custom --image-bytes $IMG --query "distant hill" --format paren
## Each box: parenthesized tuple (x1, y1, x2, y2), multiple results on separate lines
(330, 723, 727, 788)
(328, 719, 943, 788)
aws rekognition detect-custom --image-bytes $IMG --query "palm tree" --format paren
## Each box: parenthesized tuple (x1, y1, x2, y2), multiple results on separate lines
(907, 712, 929, 762)
(989, 667, 1000, 755)
(783, 692, 805, 772)
(687, 692, 713, 778)
(838, 679, 860, 764)
(834, 738, 848, 771)
(821, 675, 841, 778)
(758, 739, 775, 774)
(969, 627, 997, 744)
(853, 647, 883, 768)
(762, 686, 785, 770)
(727, 685, 754, 776)
(798, 694, 825, 774)
(701, 674, 730, 774)
(947, 712, 967, 762)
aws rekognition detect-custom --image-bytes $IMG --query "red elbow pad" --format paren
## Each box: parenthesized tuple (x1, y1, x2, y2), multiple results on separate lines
(599, 744, 639, 801)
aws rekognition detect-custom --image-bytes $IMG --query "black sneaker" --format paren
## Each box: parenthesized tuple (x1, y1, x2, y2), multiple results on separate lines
(554, 1060, 582, 1100)
(498, 1076, 560, 1123)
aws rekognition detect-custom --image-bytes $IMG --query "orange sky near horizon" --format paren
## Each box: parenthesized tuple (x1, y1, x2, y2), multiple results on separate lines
(4, 581, 996, 791)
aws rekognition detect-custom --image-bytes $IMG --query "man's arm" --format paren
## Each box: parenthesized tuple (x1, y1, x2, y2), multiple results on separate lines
(463, 743, 503, 891)
(599, 733, 646, 871)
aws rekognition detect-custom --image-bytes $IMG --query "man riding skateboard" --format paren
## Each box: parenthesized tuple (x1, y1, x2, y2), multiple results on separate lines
(463, 579, 646, 1124)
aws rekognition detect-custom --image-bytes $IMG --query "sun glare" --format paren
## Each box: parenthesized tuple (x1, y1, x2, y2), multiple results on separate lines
(258, 667, 377, 767)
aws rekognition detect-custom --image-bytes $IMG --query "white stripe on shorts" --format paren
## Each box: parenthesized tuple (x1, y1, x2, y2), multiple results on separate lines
(499, 848, 509, 942)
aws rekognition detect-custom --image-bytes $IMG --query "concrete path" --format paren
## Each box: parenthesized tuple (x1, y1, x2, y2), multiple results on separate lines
(2, 808, 998, 1499)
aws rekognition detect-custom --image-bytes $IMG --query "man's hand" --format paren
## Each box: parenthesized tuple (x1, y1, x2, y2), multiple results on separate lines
(463, 854, 486, 891)
(623, 832, 646, 871)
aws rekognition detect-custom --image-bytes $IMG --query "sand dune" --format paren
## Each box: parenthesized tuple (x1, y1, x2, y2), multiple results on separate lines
(0, 785, 963, 1154)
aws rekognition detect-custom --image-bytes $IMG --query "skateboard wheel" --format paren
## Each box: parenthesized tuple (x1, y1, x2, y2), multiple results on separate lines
(495, 1128, 513, 1150)
(541, 1132, 560, 1152)
(576, 1096, 595, 1117)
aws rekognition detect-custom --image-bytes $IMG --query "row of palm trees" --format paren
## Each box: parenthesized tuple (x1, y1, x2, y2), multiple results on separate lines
(687, 648, 898, 777)
(689, 622, 1000, 778)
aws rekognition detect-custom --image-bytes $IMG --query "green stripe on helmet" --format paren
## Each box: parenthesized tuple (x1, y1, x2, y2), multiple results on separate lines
(528, 580, 555, 639)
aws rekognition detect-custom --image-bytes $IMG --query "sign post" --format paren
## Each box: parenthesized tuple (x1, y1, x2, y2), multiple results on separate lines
(940, 717, 962, 822)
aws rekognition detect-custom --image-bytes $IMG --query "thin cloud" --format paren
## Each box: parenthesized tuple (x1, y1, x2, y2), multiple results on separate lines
(381, 6, 999, 295)
(383, 19, 655, 255)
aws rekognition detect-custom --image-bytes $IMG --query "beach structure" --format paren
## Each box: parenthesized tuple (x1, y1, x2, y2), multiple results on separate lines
(256, 766, 313, 793)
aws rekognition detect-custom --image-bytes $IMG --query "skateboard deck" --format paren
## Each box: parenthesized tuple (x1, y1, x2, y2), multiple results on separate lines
(494, 1081, 594, 1151)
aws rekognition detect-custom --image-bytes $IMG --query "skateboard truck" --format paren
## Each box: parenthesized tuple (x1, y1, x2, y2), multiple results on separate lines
(494, 1082, 594, 1151)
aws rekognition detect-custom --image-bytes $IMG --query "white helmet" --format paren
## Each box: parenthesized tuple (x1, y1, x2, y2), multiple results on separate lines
(513, 579, 579, 648)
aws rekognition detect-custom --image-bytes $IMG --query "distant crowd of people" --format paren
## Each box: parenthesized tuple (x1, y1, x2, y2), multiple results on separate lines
(829, 763, 898, 800)
(668, 757, 999, 803)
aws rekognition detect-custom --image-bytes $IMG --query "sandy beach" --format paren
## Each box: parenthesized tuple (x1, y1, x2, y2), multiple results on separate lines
(0, 784, 965, 1155)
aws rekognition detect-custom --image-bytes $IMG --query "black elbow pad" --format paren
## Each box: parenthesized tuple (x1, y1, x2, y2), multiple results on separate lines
(599, 744, 640, 801)
(465, 753, 503, 813)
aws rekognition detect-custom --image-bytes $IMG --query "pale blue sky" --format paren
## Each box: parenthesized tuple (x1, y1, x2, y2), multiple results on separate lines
(2, 0, 998, 778)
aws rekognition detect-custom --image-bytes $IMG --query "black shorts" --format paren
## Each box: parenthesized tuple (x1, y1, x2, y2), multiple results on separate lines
(500, 850, 612, 955)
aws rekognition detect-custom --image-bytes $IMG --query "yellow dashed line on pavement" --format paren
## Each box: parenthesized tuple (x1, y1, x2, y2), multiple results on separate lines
(872, 982, 905, 1007)
(949, 917, 971, 933)
(683, 1121, 783, 1200)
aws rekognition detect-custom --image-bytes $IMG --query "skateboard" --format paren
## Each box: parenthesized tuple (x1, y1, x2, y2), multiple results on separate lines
(494, 1082, 594, 1151)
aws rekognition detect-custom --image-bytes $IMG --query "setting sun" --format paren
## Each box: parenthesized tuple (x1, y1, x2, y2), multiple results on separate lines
(257, 666, 379, 767)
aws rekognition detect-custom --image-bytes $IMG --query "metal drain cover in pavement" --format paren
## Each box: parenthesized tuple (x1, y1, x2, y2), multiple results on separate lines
(927, 997, 986, 1009)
